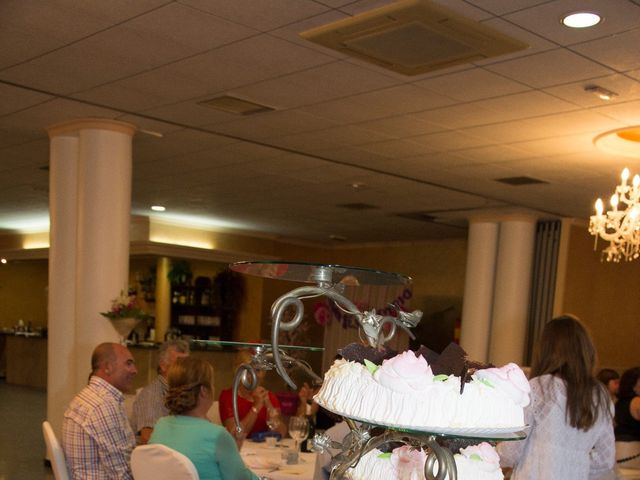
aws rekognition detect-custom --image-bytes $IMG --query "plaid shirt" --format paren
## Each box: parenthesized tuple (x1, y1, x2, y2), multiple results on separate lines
(62, 376, 135, 480)
(131, 375, 168, 433)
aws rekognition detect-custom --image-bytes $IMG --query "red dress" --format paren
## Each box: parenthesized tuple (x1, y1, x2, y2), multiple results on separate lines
(218, 388, 281, 435)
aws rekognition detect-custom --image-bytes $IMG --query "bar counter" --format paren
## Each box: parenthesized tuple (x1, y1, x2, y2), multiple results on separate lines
(4, 333, 47, 388)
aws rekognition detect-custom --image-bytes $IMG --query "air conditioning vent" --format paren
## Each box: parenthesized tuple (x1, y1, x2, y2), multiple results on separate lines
(337, 202, 379, 210)
(300, 0, 528, 76)
(395, 211, 437, 222)
(198, 95, 274, 115)
(495, 176, 547, 186)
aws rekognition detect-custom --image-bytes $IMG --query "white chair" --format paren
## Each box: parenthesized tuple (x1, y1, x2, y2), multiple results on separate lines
(207, 400, 222, 425)
(131, 444, 199, 480)
(42, 421, 70, 480)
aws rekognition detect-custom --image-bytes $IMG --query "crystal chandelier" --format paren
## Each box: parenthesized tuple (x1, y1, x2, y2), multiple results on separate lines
(589, 168, 640, 262)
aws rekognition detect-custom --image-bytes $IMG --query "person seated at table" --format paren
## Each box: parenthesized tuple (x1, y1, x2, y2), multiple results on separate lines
(149, 356, 259, 480)
(132, 339, 190, 444)
(296, 382, 337, 431)
(597, 368, 620, 402)
(62, 342, 137, 480)
(218, 349, 287, 439)
(614, 366, 640, 469)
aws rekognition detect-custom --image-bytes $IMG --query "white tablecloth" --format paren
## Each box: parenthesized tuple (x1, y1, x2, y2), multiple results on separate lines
(241, 438, 319, 480)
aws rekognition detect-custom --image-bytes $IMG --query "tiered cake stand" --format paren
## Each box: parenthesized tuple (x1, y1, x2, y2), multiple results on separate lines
(196, 261, 526, 480)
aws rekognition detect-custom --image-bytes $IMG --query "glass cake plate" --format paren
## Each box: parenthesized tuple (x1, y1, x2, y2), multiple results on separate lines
(316, 401, 528, 441)
(191, 339, 324, 352)
(230, 261, 411, 286)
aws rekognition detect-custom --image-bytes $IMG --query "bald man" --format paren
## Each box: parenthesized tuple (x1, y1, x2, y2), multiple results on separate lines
(62, 342, 138, 480)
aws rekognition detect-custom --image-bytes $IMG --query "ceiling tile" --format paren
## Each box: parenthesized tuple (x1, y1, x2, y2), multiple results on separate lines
(0, 83, 53, 116)
(356, 115, 444, 138)
(207, 110, 338, 140)
(179, 0, 329, 31)
(474, 90, 578, 120)
(571, 29, 640, 72)
(594, 99, 640, 124)
(414, 67, 530, 101)
(485, 49, 613, 88)
(355, 139, 435, 159)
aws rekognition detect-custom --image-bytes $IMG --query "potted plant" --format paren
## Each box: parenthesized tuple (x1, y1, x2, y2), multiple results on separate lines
(100, 290, 150, 342)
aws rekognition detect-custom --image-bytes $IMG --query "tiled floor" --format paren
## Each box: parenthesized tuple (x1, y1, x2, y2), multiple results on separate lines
(0, 380, 54, 480)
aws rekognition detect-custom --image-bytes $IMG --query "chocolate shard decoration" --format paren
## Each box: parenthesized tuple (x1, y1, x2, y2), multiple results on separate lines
(413, 345, 439, 366)
(432, 342, 467, 377)
(338, 342, 397, 365)
(413, 342, 495, 394)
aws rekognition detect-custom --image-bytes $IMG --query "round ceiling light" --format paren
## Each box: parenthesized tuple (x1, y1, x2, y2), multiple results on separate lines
(594, 126, 640, 158)
(561, 11, 602, 28)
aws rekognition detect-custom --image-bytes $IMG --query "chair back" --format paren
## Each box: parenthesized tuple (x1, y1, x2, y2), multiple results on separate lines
(207, 400, 222, 425)
(131, 444, 199, 480)
(42, 421, 70, 480)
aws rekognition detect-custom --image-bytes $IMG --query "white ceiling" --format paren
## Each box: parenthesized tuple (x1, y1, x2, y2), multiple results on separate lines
(1, 0, 640, 244)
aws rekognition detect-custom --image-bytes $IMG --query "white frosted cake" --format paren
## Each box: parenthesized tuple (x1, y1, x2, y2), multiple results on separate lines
(315, 350, 530, 430)
(347, 443, 503, 480)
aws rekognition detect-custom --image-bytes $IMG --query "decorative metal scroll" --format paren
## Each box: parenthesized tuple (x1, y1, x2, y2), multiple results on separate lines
(270, 266, 422, 390)
(230, 346, 323, 439)
(311, 421, 458, 480)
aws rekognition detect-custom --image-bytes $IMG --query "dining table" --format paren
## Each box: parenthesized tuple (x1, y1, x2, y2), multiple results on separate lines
(241, 437, 321, 480)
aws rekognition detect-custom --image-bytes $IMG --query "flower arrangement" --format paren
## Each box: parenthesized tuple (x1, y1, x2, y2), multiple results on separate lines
(100, 290, 149, 320)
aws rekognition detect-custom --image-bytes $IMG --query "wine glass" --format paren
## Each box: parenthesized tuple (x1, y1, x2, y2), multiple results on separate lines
(288, 416, 310, 454)
(266, 408, 281, 431)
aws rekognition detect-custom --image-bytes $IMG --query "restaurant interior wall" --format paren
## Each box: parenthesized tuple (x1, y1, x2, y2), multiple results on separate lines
(0, 259, 48, 331)
(559, 223, 640, 373)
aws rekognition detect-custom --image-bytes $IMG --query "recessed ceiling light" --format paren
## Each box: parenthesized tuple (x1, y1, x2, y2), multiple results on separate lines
(151, 205, 166, 212)
(1, 258, 7, 264)
(594, 126, 640, 158)
(584, 85, 618, 101)
(561, 11, 601, 28)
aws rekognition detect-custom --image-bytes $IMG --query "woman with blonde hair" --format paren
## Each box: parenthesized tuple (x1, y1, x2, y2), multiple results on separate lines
(498, 314, 615, 479)
(149, 356, 258, 480)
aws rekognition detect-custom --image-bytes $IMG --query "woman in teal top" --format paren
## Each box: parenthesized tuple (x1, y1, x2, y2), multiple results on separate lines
(149, 357, 258, 480)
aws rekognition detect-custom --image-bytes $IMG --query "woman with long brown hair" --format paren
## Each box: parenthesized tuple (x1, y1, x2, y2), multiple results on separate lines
(498, 314, 615, 478)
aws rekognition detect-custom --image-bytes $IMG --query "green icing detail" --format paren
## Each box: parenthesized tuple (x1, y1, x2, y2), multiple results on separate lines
(470, 453, 482, 461)
(433, 374, 448, 382)
(478, 378, 494, 388)
(377, 452, 392, 459)
(364, 359, 379, 375)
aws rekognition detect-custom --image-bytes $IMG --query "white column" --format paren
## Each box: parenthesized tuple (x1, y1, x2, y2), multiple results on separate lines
(47, 134, 80, 438)
(154, 257, 171, 343)
(459, 219, 499, 362)
(488, 215, 537, 366)
(46, 119, 136, 432)
(75, 122, 135, 387)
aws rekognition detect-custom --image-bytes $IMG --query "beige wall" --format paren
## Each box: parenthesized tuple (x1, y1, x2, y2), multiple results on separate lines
(559, 224, 640, 373)
(0, 259, 48, 330)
